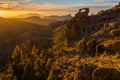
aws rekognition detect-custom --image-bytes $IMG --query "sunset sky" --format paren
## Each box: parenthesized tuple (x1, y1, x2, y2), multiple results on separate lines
(0, 0, 119, 18)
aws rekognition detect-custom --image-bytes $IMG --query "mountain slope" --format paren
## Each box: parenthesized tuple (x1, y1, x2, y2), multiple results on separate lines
(48, 3, 120, 80)
(21, 14, 72, 26)
(44, 14, 72, 21)
(21, 16, 57, 26)
(52, 3, 120, 56)
(0, 18, 53, 69)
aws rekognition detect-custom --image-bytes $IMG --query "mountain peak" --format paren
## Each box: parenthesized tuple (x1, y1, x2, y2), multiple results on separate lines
(25, 16, 41, 19)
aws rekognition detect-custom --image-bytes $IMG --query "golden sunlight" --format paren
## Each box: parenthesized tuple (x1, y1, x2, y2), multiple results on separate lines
(0, 11, 4, 16)
(0, 10, 14, 18)
(0, 10, 74, 18)
(0, 10, 31, 18)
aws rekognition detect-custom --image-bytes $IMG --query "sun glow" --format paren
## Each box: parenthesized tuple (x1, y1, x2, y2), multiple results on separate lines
(0, 11, 5, 16)
(0, 10, 32, 18)
(0, 10, 75, 18)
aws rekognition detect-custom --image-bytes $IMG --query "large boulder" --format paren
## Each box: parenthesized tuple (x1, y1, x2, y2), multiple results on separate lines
(87, 39, 97, 56)
(77, 37, 88, 54)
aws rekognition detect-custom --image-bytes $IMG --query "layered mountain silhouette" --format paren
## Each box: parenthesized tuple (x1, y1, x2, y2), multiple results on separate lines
(0, 14, 72, 69)
(44, 14, 72, 21)
(20, 16, 54, 26)
(17, 13, 42, 18)
(18, 14, 72, 26)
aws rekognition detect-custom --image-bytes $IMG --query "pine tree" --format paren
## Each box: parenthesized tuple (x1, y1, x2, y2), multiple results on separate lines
(52, 32, 68, 57)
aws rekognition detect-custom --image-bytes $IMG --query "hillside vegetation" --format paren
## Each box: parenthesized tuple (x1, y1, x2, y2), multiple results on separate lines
(0, 18, 53, 70)
(1, 2, 120, 80)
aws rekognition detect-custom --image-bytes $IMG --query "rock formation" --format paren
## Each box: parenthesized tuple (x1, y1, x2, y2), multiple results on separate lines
(74, 8, 89, 22)
(48, 3, 120, 80)
(52, 2, 120, 56)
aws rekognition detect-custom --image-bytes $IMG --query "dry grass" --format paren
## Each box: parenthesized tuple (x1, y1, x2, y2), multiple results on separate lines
(80, 53, 120, 71)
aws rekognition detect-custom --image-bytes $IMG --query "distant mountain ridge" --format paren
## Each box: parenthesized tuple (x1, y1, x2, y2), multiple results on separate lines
(44, 13, 72, 21)
(17, 13, 42, 18)
(19, 14, 73, 26)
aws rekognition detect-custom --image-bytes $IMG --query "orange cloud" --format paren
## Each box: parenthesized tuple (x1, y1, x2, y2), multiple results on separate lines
(0, 1, 116, 11)
(0, 0, 118, 18)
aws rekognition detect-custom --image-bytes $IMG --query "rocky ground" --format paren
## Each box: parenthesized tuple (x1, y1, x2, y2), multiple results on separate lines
(49, 2, 120, 80)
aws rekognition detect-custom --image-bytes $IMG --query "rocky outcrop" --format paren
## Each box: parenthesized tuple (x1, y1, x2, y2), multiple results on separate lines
(74, 8, 89, 23)
(86, 39, 97, 56)
(77, 37, 97, 56)
(77, 37, 88, 54)
(52, 2, 120, 39)
(66, 8, 91, 39)
(47, 3, 120, 80)
(72, 3, 120, 56)
(52, 2, 120, 56)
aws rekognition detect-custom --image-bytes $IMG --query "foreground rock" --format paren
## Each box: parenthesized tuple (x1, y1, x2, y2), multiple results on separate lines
(48, 54, 120, 80)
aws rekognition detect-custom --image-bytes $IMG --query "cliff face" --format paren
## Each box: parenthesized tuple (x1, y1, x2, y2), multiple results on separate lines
(65, 4, 120, 39)
(52, 3, 120, 56)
